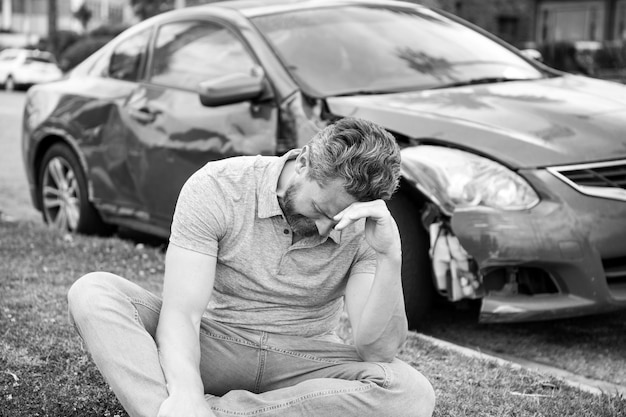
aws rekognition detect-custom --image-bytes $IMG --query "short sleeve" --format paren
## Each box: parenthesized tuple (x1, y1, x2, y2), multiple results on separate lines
(349, 238, 377, 277)
(169, 166, 228, 257)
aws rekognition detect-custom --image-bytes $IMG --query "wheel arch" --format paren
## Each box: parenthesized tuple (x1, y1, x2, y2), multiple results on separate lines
(394, 176, 431, 211)
(32, 132, 93, 211)
(388, 176, 440, 328)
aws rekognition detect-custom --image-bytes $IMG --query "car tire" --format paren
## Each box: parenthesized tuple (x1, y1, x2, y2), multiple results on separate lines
(39, 143, 112, 235)
(5, 75, 15, 91)
(387, 191, 435, 330)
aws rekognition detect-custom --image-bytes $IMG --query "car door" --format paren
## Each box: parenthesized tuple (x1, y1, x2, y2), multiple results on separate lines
(86, 27, 154, 219)
(121, 18, 278, 230)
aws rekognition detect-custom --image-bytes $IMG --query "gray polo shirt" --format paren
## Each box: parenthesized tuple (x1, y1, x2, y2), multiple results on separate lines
(169, 151, 377, 337)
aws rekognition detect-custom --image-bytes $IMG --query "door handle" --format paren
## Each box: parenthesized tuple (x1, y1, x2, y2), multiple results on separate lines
(127, 106, 159, 124)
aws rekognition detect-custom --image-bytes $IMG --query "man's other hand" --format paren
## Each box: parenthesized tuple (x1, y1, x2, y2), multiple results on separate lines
(157, 393, 217, 417)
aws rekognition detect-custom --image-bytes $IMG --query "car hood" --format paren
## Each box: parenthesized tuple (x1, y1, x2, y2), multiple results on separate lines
(326, 74, 626, 168)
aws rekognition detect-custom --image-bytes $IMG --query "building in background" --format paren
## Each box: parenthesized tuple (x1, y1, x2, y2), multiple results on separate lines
(412, 0, 625, 80)
(0, 0, 623, 77)
(405, 0, 626, 48)
(2, 0, 625, 49)
(535, 0, 626, 43)
(0, 0, 134, 48)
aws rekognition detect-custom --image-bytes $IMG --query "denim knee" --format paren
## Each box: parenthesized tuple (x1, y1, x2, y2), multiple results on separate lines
(386, 360, 436, 417)
(67, 272, 121, 326)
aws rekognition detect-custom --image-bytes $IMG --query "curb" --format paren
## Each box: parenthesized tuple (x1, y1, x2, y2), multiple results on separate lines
(414, 333, 626, 398)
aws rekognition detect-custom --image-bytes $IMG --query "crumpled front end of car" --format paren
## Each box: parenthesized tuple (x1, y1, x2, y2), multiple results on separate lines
(402, 147, 626, 322)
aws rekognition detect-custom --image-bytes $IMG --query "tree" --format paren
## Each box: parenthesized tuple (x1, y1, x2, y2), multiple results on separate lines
(130, 0, 175, 20)
(47, 0, 58, 55)
(73, 3, 93, 33)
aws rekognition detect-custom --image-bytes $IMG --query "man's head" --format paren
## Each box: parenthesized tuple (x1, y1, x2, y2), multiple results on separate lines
(305, 117, 401, 201)
(279, 118, 401, 237)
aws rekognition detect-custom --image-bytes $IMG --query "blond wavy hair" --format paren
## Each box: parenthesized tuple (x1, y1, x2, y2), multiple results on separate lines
(306, 118, 401, 201)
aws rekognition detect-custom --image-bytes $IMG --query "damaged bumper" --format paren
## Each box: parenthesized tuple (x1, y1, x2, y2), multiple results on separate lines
(428, 169, 626, 323)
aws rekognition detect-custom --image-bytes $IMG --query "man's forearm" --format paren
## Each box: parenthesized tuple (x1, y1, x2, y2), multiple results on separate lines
(353, 253, 408, 362)
(156, 311, 205, 398)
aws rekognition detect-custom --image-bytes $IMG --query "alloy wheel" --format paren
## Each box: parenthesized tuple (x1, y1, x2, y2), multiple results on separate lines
(42, 156, 81, 231)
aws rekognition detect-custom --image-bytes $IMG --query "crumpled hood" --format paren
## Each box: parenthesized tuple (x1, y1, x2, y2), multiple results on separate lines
(326, 74, 626, 168)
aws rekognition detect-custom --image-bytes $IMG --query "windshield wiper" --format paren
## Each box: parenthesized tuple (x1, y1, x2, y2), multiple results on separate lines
(432, 77, 532, 89)
(334, 90, 394, 96)
(333, 86, 420, 97)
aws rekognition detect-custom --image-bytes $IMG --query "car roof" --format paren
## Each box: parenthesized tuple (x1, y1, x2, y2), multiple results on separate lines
(197, 0, 419, 17)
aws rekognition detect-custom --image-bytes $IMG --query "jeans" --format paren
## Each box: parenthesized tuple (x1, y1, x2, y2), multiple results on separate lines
(68, 272, 435, 417)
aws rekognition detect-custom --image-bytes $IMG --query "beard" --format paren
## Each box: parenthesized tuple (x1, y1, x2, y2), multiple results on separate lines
(278, 182, 318, 237)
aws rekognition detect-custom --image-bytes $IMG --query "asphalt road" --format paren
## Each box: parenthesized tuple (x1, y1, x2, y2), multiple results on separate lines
(0, 90, 40, 223)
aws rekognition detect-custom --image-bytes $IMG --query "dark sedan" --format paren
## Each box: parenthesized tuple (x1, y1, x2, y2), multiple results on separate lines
(22, 0, 626, 327)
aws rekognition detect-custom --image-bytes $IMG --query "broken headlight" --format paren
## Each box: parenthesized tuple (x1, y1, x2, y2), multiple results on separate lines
(401, 146, 539, 215)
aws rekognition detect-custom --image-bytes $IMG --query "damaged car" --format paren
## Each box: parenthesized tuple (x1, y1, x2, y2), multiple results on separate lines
(22, 0, 626, 327)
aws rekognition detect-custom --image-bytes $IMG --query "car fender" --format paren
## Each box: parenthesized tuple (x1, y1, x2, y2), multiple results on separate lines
(29, 126, 95, 210)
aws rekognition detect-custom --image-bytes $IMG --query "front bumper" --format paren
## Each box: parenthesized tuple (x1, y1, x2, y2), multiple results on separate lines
(450, 169, 626, 322)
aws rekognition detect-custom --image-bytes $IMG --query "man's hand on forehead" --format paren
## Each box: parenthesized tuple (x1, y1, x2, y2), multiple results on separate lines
(333, 200, 401, 256)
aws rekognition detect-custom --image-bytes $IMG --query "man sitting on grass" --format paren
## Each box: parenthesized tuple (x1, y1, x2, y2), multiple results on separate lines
(68, 117, 436, 417)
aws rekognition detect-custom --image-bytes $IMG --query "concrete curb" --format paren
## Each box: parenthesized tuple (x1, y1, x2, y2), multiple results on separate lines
(414, 333, 626, 398)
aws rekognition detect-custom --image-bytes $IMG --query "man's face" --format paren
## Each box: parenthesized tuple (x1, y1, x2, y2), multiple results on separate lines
(279, 176, 357, 237)
(279, 181, 318, 236)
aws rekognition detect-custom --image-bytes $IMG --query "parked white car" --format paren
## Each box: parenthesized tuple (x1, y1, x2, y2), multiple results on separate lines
(0, 48, 63, 91)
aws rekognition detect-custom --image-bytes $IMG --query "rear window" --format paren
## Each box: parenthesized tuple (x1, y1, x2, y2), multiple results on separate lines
(0, 53, 18, 61)
(25, 55, 56, 64)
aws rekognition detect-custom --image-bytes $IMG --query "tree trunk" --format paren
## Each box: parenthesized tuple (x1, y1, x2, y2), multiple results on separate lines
(47, 0, 58, 56)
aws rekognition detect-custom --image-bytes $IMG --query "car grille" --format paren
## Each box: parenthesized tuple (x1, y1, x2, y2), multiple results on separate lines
(548, 159, 626, 201)
(604, 257, 626, 281)
(603, 256, 626, 300)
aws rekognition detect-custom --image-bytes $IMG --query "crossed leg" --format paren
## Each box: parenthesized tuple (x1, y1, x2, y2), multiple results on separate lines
(68, 272, 435, 417)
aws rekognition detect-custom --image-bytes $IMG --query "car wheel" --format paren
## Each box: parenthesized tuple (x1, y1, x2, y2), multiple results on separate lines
(39, 143, 111, 235)
(387, 191, 435, 329)
(5, 76, 15, 91)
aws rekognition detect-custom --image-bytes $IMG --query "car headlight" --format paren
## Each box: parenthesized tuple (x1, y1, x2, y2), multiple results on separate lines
(401, 145, 539, 214)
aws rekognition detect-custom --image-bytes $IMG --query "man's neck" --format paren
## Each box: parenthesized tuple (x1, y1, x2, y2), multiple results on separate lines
(292, 233, 306, 245)
(276, 159, 295, 198)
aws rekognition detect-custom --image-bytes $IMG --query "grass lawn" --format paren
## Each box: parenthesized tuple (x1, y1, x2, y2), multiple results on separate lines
(1, 220, 624, 416)
(420, 304, 626, 387)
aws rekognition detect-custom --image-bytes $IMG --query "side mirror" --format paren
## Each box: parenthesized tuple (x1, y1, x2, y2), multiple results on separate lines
(520, 49, 543, 62)
(198, 66, 270, 107)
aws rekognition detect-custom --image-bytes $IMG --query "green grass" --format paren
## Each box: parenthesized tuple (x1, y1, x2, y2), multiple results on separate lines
(420, 305, 626, 387)
(1, 220, 624, 416)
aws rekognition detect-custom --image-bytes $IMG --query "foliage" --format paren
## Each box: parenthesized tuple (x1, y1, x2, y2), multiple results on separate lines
(538, 40, 626, 83)
(56, 30, 82, 56)
(594, 42, 626, 70)
(89, 24, 130, 38)
(58, 37, 111, 71)
(538, 41, 593, 75)
(73, 3, 93, 32)
(58, 24, 129, 72)
(0, 219, 624, 416)
(130, 0, 175, 20)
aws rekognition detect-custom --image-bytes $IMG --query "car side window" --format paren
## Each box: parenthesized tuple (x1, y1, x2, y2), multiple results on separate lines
(108, 29, 151, 82)
(0, 53, 17, 62)
(149, 20, 256, 91)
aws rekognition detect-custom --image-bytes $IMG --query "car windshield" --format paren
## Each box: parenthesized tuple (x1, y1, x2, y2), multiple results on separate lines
(251, 5, 545, 96)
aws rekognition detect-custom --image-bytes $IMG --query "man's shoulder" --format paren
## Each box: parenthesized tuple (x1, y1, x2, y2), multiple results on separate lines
(186, 156, 265, 187)
(183, 155, 278, 204)
(199, 155, 275, 179)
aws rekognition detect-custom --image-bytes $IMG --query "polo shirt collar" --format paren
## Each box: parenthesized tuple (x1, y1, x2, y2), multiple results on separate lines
(257, 149, 341, 244)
